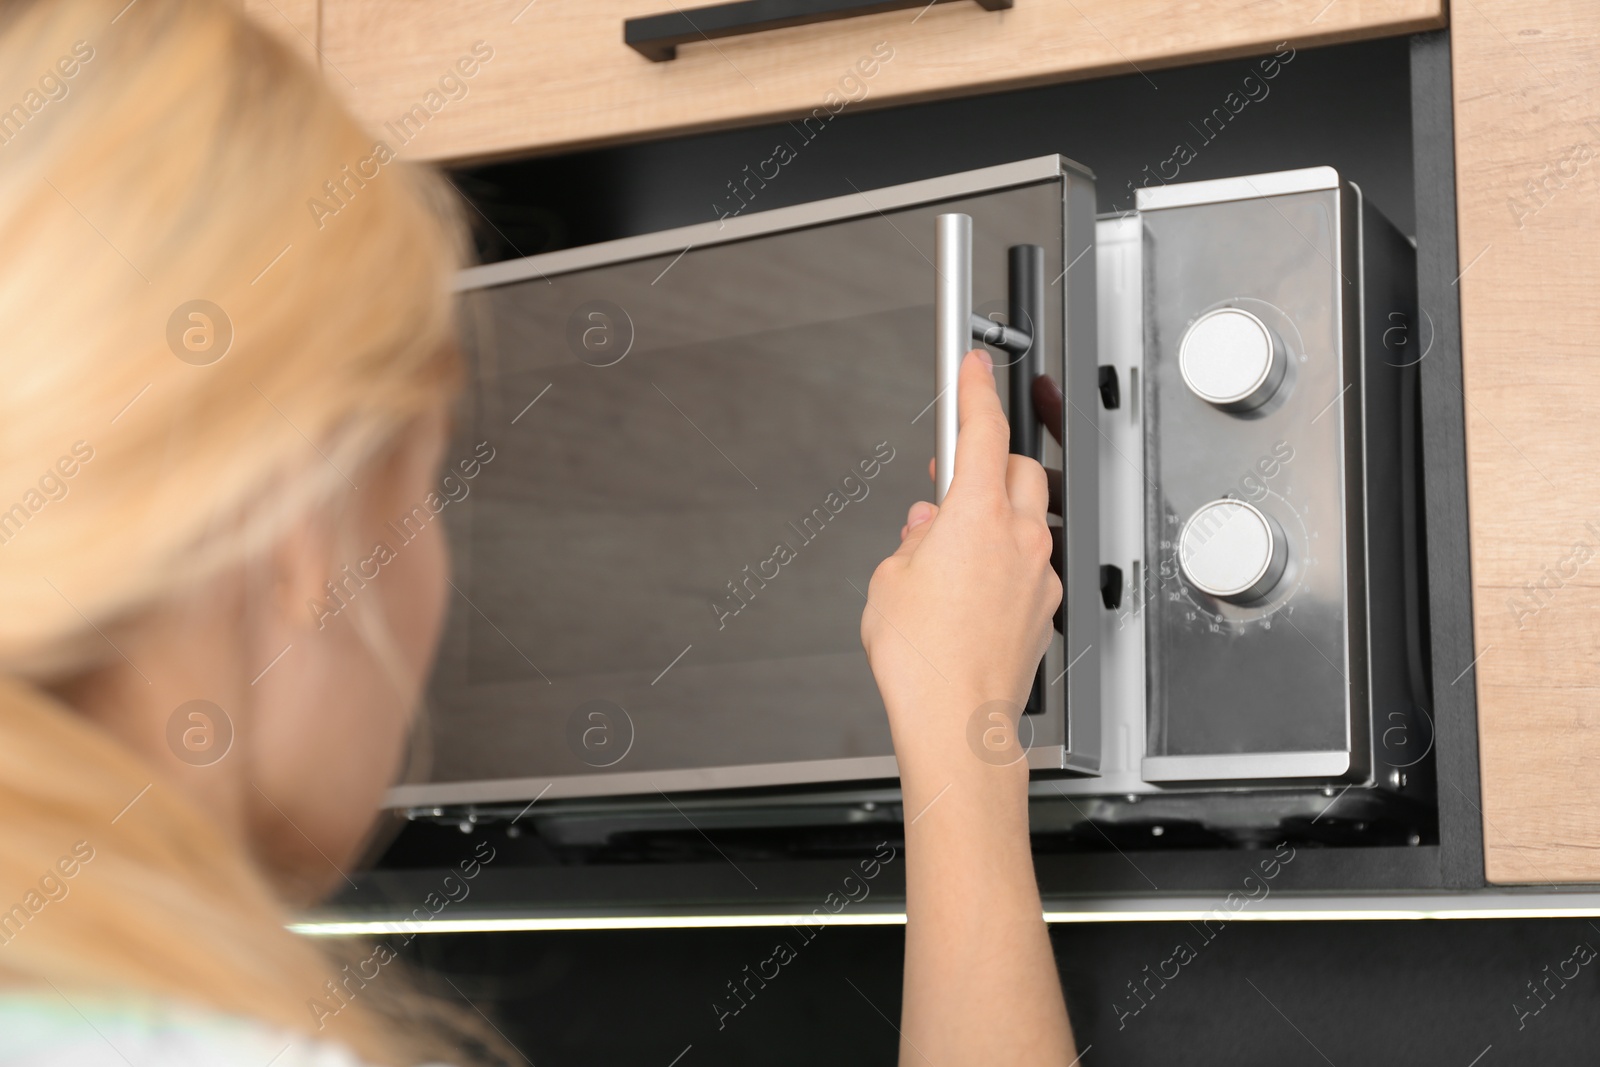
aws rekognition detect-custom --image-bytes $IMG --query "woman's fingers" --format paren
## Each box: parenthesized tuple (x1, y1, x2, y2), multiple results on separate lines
(1006, 454, 1049, 519)
(932, 365, 1062, 516)
(1027, 375, 1064, 517)
(894, 501, 938, 556)
(951, 350, 1010, 501)
(1030, 373, 1065, 450)
(935, 452, 1058, 515)
(1031, 373, 1065, 449)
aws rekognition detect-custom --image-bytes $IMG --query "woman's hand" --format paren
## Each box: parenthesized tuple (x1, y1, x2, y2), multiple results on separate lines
(1032, 371, 1069, 632)
(860, 349, 1062, 788)
(860, 348, 1074, 1067)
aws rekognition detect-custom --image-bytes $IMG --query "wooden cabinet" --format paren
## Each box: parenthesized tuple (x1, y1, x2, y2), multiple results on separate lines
(300, 0, 1442, 163)
(1451, 0, 1600, 885)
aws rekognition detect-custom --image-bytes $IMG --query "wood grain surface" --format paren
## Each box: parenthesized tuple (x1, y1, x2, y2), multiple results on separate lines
(310, 0, 1444, 163)
(1451, 1, 1600, 884)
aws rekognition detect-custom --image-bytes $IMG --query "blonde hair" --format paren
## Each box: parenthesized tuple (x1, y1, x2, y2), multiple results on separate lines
(0, 0, 475, 1061)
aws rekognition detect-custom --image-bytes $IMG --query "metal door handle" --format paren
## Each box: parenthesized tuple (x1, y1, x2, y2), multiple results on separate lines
(934, 213, 971, 505)
(933, 213, 1043, 504)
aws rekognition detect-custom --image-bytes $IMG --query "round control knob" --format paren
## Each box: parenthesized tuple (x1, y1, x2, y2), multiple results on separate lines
(1178, 308, 1287, 412)
(1179, 499, 1289, 604)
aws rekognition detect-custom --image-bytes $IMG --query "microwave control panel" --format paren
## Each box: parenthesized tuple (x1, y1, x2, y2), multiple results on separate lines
(1052, 168, 1423, 801)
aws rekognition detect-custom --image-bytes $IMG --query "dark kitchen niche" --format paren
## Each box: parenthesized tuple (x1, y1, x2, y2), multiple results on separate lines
(342, 30, 1477, 912)
(448, 35, 1416, 258)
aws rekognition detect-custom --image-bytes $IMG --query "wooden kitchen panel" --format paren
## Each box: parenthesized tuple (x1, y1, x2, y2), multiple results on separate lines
(1453, 0, 1600, 884)
(1475, 676, 1600, 885)
(315, 0, 1443, 163)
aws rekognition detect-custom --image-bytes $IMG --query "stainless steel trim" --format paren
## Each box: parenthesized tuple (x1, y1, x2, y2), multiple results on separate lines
(293, 891, 1600, 934)
(1344, 177, 1378, 785)
(1141, 750, 1352, 782)
(1080, 214, 1150, 795)
(1057, 165, 1104, 773)
(1135, 166, 1340, 212)
(1333, 178, 1365, 779)
(457, 155, 1090, 292)
(934, 213, 971, 504)
(385, 743, 1070, 809)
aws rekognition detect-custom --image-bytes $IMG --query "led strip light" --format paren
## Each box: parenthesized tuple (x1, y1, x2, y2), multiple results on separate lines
(291, 893, 1600, 936)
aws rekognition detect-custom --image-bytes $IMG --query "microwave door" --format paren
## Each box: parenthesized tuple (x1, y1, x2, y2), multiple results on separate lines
(391, 157, 1100, 809)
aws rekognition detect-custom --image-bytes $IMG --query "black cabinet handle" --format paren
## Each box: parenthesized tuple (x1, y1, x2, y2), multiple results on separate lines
(625, 0, 1013, 62)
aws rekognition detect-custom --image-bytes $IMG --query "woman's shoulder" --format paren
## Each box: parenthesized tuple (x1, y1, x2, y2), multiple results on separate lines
(0, 994, 425, 1067)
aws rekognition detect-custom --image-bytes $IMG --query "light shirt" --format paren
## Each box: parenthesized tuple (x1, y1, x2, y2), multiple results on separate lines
(0, 995, 423, 1067)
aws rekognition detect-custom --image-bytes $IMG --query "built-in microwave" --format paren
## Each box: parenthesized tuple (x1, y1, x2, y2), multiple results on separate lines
(392, 156, 1432, 841)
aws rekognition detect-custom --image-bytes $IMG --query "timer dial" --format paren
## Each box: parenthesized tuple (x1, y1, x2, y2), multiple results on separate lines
(1179, 498, 1289, 604)
(1178, 307, 1287, 412)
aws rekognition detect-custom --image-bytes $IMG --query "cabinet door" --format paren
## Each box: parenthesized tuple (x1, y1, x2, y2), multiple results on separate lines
(391, 157, 1097, 807)
(310, 0, 1444, 162)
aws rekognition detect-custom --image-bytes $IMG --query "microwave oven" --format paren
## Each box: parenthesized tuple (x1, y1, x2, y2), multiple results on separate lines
(392, 156, 1432, 837)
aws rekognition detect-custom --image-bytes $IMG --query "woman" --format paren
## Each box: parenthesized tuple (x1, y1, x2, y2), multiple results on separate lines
(0, 0, 1073, 1063)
